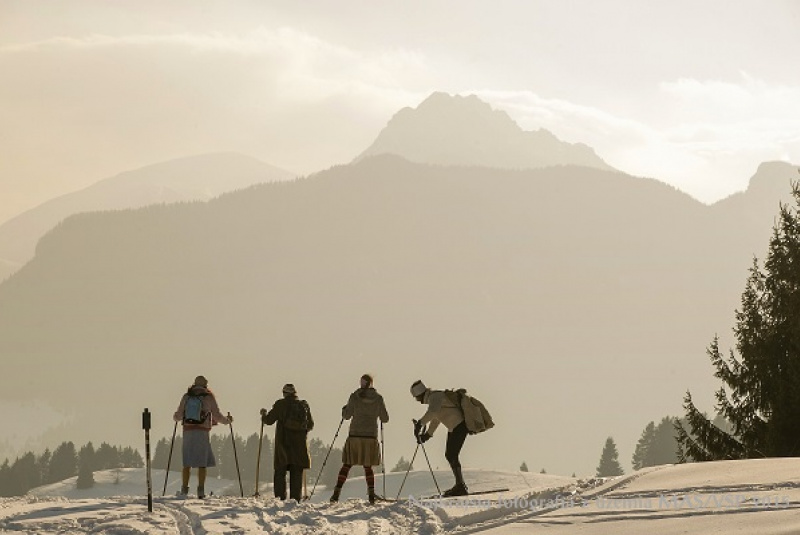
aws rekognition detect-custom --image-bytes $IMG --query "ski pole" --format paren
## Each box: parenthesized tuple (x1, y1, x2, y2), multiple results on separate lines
(162, 421, 178, 496)
(419, 441, 441, 496)
(395, 441, 420, 500)
(303, 469, 308, 500)
(308, 417, 344, 500)
(380, 421, 386, 499)
(254, 420, 264, 497)
(228, 413, 244, 497)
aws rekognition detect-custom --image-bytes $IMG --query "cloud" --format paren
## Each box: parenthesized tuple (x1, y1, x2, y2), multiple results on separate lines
(475, 76, 800, 203)
(0, 28, 434, 223)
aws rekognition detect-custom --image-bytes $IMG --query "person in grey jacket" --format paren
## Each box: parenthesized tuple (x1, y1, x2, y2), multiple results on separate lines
(330, 374, 389, 503)
(411, 379, 469, 497)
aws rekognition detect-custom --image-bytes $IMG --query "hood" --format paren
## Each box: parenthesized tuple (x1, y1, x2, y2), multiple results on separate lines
(355, 387, 380, 403)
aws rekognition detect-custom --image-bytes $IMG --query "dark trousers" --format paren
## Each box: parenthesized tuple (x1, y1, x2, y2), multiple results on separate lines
(445, 421, 469, 469)
(274, 464, 304, 501)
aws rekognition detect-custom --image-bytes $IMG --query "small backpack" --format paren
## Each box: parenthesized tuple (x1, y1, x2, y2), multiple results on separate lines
(283, 399, 311, 431)
(446, 388, 495, 435)
(183, 391, 208, 424)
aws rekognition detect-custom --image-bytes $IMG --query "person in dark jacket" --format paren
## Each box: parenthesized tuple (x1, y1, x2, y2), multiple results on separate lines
(260, 383, 314, 501)
(173, 375, 232, 499)
(330, 374, 389, 504)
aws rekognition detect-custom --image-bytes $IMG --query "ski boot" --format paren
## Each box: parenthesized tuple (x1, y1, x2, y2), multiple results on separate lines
(330, 487, 341, 503)
(443, 483, 469, 497)
(197, 486, 205, 499)
(368, 488, 377, 504)
(177, 486, 189, 497)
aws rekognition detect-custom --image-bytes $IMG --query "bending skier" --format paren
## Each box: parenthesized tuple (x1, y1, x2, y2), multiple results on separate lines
(410, 379, 469, 497)
(260, 384, 314, 501)
(330, 374, 389, 504)
(173, 375, 233, 498)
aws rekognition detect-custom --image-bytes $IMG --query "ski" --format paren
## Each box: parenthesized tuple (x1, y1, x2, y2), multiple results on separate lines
(383, 487, 511, 502)
(421, 487, 510, 500)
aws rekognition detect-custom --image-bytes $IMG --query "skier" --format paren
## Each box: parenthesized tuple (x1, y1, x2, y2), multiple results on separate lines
(330, 374, 389, 504)
(172, 375, 233, 498)
(410, 379, 469, 497)
(260, 384, 314, 501)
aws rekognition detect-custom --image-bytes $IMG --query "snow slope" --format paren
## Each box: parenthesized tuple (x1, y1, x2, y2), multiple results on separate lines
(4, 460, 800, 533)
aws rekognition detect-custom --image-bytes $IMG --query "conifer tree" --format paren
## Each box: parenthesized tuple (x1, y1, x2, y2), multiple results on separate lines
(49, 441, 78, 483)
(76, 443, 95, 489)
(632, 421, 655, 470)
(596, 437, 624, 477)
(391, 456, 413, 473)
(678, 180, 800, 461)
(519, 461, 528, 472)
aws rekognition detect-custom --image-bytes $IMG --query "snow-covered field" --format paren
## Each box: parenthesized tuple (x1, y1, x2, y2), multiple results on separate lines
(3, 459, 800, 533)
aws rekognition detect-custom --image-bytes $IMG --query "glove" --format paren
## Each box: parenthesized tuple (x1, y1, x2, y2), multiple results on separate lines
(418, 432, 432, 444)
(227, 414, 234, 423)
(413, 419, 424, 438)
(260, 408, 267, 416)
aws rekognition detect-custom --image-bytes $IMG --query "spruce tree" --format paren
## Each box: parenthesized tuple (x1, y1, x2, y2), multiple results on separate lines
(632, 421, 655, 470)
(678, 180, 800, 461)
(596, 437, 624, 477)
(519, 461, 529, 472)
(76, 443, 95, 489)
(49, 442, 78, 483)
(391, 456, 413, 473)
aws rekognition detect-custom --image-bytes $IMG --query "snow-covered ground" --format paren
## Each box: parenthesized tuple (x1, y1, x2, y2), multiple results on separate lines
(4, 460, 800, 533)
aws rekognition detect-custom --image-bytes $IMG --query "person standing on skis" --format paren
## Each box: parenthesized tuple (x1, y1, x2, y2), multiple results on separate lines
(173, 375, 233, 499)
(260, 383, 314, 501)
(410, 379, 469, 497)
(330, 374, 389, 504)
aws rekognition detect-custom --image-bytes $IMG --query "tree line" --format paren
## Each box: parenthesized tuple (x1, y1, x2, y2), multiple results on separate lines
(0, 441, 143, 496)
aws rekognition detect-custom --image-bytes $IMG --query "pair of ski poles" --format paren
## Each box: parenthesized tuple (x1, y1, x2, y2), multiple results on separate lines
(307, 417, 439, 502)
(395, 420, 440, 500)
(161, 413, 244, 498)
(306, 417, 391, 501)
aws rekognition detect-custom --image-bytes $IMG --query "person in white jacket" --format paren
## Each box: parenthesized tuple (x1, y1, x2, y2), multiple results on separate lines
(410, 379, 469, 497)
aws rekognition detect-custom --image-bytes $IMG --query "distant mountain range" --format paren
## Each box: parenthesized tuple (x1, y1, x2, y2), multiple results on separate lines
(0, 152, 294, 282)
(0, 92, 798, 474)
(0, 152, 797, 474)
(356, 92, 614, 171)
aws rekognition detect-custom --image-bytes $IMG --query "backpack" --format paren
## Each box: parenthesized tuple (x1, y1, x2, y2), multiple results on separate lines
(445, 388, 495, 435)
(283, 399, 311, 431)
(183, 391, 208, 424)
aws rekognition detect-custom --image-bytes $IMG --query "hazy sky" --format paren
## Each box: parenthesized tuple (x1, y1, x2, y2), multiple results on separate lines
(1, 1, 799, 225)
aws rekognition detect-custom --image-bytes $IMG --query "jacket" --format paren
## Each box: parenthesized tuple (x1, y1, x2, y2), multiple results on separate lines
(342, 387, 389, 438)
(417, 389, 464, 436)
(173, 386, 231, 431)
(263, 396, 314, 470)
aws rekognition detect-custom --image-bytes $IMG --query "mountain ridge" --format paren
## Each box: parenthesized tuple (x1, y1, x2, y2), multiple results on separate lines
(356, 92, 614, 172)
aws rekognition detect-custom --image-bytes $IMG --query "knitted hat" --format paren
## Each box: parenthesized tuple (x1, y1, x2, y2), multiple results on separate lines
(282, 383, 297, 395)
(410, 380, 427, 397)
(194, 375, 209, 387)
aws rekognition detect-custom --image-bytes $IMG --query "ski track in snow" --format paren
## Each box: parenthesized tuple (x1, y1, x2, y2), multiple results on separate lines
(8, 462, 800, 533)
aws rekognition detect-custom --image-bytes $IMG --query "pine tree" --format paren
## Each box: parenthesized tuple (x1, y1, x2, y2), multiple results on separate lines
(596, 437, 624, 477)
(677, 180, 800, 461)
(647, 417, 679, 466)
(76, 443, 95, 489)
(0, 460, 12, 496)
(519, 461, 528, 472)
(632, 421, 655, 470)
(391, 456, 413, 473)
(49, 442, 78, 483)
(37, 449, 52, 484)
